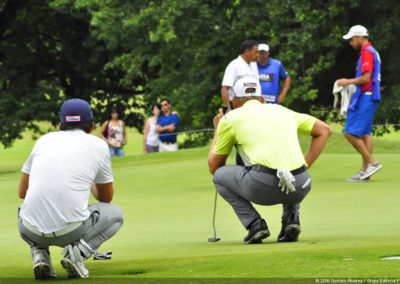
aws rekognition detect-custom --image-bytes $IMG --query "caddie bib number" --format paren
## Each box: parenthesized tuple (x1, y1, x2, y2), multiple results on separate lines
(262, 95, 276, 102)
(259, 73, 274, 82)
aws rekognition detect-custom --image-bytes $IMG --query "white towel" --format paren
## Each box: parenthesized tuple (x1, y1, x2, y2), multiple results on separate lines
(333, 80, 356, 118)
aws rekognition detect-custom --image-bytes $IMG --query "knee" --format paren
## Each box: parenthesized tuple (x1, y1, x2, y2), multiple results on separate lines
(343, 132, 353, 141)
(93, 202, 124, 224)
(109, 204, 124, 224)
(212, 167, 226, 185)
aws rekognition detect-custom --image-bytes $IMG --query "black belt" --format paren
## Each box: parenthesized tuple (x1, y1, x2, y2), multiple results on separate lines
(247, 165, 307, 176)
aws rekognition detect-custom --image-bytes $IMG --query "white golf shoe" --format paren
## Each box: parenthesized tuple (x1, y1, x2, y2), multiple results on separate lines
(60, 240, 93, 278)
(362, 162, 382, 179)
(31, 247, 57, 279)
(346, 170, 370, 182)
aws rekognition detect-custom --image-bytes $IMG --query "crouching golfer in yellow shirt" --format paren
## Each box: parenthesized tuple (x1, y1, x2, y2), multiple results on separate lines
(208, 77, 331, 244)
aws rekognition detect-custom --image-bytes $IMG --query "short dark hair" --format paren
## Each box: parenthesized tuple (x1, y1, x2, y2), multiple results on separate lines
(160, 98, 170, 104)
(152, 103, 161, 111)
(59, 121, 93, 133)
(235, 96, 261, 106)
(240, 40, 257, 54)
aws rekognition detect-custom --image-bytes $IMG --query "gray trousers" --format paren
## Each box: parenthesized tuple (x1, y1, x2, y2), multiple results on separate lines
(213, 165, 311, 229)
(18, 202, 124, 253)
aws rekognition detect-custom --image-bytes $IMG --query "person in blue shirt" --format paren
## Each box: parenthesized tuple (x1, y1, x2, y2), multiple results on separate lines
(156, 98, 179, 152)
(257, 43, 291, 104)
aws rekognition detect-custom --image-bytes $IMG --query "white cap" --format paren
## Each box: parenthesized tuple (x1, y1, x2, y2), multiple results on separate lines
(343, 25, 368, 40)
(233, 77, 261, 98)
(258, 43, 269, 52)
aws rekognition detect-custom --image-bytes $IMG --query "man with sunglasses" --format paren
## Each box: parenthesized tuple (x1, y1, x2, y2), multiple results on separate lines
(156, 98, 179, 152)
(257, 43, 291, 104)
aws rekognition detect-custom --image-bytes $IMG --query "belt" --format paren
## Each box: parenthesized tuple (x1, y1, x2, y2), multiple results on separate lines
(22, 220, 83, 238)
(160, 141, 176, 145)
(247, 165, 307, 176)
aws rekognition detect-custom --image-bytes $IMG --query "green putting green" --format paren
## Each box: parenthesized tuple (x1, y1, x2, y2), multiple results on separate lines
(0, 128, 399, 280)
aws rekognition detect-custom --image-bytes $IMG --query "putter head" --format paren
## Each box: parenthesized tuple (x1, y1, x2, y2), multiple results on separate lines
(93, 250, 112, 260)
(208, 237, 221, 242)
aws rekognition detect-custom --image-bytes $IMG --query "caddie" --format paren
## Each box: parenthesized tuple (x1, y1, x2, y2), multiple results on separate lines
(208, 77, 331, 244)
(337, 25, 382, 182)
(257, 43, 291, 104)
(17, 98, 124, 279)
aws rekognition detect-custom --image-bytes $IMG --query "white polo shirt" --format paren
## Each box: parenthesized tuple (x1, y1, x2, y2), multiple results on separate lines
(19, 129, 113, 233)
(221, 55, 259, 101)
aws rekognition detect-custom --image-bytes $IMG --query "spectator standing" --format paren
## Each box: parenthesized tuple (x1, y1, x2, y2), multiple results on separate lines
(143, 103, 161, 153)
(156, 98, 179, 152)
(99, 107, 127, 157)
(221, 39, 259, 110)
(17, 98, 123, 279)
(257, 43, 291, 104)
(337, 25, 382, 182)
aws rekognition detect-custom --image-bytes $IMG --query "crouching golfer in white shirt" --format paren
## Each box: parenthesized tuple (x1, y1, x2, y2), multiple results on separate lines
(17, 98, 124, 279)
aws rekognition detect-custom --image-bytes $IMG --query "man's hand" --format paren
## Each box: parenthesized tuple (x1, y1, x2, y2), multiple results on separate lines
(337, 78, 350, 86)
(276, 169, 296, 195)
(91, 183, 114, 203)
(277, 93, 286, 104)
(213, 108, 224, 129)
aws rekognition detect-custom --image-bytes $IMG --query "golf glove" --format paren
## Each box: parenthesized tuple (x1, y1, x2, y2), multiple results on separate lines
(276, 169, 296, 195)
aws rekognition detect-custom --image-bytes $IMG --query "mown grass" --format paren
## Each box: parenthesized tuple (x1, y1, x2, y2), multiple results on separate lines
(0, 125, 399, 281)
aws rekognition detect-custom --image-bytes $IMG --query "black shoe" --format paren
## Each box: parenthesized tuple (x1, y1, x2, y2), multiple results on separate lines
(243, 218, 270, 244)
(277, 213, 301, 242)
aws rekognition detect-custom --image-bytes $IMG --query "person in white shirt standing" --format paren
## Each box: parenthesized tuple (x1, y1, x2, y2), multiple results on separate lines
(17, 98, 124, 279)
(221, 39, 259, 110)
(143, 103, 161, 153)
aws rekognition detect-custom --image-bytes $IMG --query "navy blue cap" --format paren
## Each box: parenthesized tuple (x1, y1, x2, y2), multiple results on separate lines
(60, 98, 93, 124)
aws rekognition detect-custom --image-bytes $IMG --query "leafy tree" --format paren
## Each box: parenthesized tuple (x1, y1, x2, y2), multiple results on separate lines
(0, 0, 144, 147)
(1, 0, 399, 148)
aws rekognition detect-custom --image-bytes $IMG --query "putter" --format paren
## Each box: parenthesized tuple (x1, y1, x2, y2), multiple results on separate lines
(208, 191, 221, 242)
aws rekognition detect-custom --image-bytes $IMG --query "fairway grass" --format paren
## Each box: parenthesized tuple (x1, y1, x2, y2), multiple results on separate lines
(0, 131, 399, 280)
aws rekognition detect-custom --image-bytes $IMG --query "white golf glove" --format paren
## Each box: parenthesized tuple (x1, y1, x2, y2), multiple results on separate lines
(276, 169, 296, 195)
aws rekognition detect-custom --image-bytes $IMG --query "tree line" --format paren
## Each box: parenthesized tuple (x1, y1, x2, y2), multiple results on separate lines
(0, 0, 399, 147)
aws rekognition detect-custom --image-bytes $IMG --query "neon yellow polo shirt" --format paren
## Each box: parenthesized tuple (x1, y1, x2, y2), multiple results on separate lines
(214, 100, 316, 170)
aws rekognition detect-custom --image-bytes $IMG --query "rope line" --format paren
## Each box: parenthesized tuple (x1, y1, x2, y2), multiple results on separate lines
(159, 124, 400, 137)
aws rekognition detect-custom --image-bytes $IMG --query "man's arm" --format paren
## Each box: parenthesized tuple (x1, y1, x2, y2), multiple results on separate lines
(91, 183, 114, 203)
(208, 130, 229, 174)
(98, 121, 108, 139)
(155, 125, 168, 133)
(156, 124, 175, 133)
(304, 119, 332, 168)
(208, 109, 229, 174)
(18, 173, 29, 199)
(221, 86, 231, 108)
(277, 76, 291, 104)
(337, 72, 371, 87)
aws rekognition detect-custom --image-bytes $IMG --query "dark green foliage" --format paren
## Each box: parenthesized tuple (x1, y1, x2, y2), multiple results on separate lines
(0, 0, 399, 147)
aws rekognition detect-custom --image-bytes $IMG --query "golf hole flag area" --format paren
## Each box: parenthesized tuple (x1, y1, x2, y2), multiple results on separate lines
(0, 129, 399, 280)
